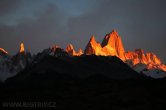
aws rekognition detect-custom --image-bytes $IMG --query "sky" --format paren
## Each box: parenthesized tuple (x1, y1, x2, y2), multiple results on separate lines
(0, 0, 166, 63)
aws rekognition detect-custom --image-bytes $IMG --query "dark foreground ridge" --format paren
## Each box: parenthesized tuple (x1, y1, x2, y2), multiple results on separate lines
(0, 55, 166, 110)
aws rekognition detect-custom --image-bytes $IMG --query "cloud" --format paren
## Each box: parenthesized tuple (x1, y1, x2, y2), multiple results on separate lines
(0, 3, 69, 53)
(0, 24, 21, 53)
(0, 0, 165, 62)
(66, 0, 166, 62)
(0, 0, 21, 16)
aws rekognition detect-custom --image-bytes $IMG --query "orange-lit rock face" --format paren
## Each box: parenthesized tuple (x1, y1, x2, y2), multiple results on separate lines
(83, 30, 166, 72)
(101, 30, 125, 60)
(66, 44, 75, 55)
(20, 43, 25, 53)
(158, 64, 166, 71)
(84, 31, 126, 61)
(125, 49, 166, 72)
(125, 49, 149, 65)
(78, 49, 83, 55)
(66, 44, 83, 56)
(146, 53, 161, 65)
(125, 50, 162, 66)
(0, 48, 8, 54)
(125, 51, 140, 65)
(146, 64, 166, 72)
(84, 35, 105, 55)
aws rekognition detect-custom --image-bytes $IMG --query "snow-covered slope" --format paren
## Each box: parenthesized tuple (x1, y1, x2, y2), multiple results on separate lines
(0, 50, 15, 81)
(125, 49, 166, 78)
(0, 43, 33, 81)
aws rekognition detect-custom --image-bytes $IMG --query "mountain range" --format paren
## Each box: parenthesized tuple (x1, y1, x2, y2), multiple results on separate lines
(1, 46, 166, 110)
(1, 30, 166, 109)
(0, 30, 166, 81)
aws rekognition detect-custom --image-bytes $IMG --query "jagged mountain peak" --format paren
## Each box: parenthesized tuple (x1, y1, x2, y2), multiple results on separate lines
(66, 44, 76, 56)
(19, 43, 25, 53)
(112, 29, 118, 34)
(0, 30, 166, 80)
(102, 30, 125, 60)
(83, 30, 166, 77)
(85, 30, 125, 60)
(89, 35, 98, 44)
(51, 45, 63, 53)
(51, 45, 59, 49)
(78, 49, 83, 54)
(0, 48, 8, 55)
(101, 30, 119, 47)
(146, 52, 161, 65)
(102, 30, 122, 47)
(66, 44, 74, 50)
(66, 44, 83, 56)
(84, 35, 103, 55)
(135, 49, 144, 54)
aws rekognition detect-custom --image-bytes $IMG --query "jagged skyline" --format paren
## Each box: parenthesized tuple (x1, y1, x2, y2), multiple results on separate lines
(0, 30, 165, 80)
(0, 0, 166, 63)
(1, 30, 166, 73)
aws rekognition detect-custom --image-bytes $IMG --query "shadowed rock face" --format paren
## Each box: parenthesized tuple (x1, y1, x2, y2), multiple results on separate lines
(1, 55, 166, 110)
(0, 43, 33, 81)
(6, 55, 142, 81)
